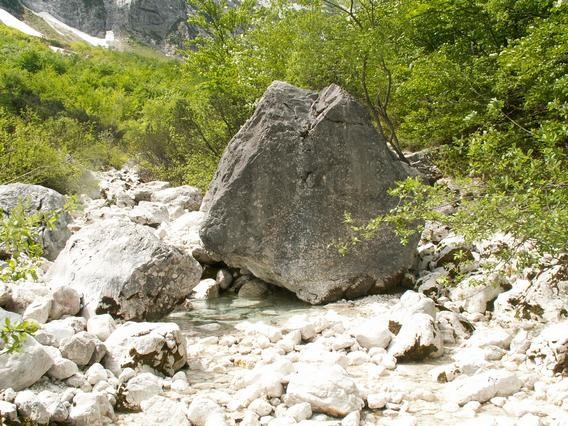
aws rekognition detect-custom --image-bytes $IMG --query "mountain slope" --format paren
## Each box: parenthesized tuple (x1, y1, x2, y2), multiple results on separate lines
(0, 0, 195, 53)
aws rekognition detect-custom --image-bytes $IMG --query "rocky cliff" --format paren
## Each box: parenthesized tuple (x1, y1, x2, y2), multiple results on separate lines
(4, 0, 193, 52)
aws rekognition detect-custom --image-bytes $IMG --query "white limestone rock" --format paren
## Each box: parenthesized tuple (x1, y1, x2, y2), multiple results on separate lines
(45, 346, 79, 380)
(14, 390, 50, 424)
(104, 322, 187, 376)
(192, 279, 220, 300)
(41, 317, 86, 347)
(436, 311, 474, 344)
(46, 218, 201, 320)
(241, 411, 262, 426)
(87, 314, 116, 342)
(285, 363, 364, 417)
(0, 400, 17, 422)
(351, 320, 392, 349)
(151, 186, 202, 212)
(0, 337, 53, 391)
(389, 291, 437, 332)
(139, 396, 190, 425)
(131, 181, 171, 203)
(388, 313, 444, 362)
(22, 297, 52, 324)
(467, 327, 513, 350)
(37, 390, 70, 423)
(158, 211, 220, 264)
(69, 391, 114, 425)
(367, 394, 387, 409)
(236, 321, 283, 343)
(445, 369, 523, 405)
(0, 307, 21, 324)
(60, 331, 105, 367)
(85, 363, 108, 386)
(5, 281, 49, 314)
(494, 266, 568, 322)
(249, 398, 273, 417)
(449, 273, 507, 314)
(128, 201, 169, 227)
(118, 372, 163, 411)
(49, 286, 81, 320)
(0, 183, 72, 260)
(527, 321, 568, 374)
(287, 402, 312, 422)
(341, 411, 360, 426)
(187, 396, 229, 426)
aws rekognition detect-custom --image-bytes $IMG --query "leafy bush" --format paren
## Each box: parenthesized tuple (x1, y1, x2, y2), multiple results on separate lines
(0, 199, 62, 281)
(0, 318, 38, 356)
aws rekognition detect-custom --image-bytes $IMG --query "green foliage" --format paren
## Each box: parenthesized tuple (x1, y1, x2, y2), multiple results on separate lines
(0, 318, 39, 356)
(0, 24, 223, 191)
(0, 199, 61, 281)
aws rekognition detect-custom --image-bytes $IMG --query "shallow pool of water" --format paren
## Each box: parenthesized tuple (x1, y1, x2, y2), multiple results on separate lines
(166, 289, 314, 336)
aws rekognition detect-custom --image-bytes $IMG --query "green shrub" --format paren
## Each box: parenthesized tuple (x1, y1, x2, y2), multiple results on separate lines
(0, 319, 38, 356)
(0, 199, 62, 281)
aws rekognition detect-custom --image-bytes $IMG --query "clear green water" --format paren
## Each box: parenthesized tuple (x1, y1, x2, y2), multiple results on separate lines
(166, 289, 313, 336)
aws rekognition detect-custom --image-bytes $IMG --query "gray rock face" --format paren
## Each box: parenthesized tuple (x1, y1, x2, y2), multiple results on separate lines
(18, 0, 192, 50)
(19, 0, 106, 36)
(0, 184, 71, 260)
(200, 82, 418, 304)
(46, 218, 201, 320)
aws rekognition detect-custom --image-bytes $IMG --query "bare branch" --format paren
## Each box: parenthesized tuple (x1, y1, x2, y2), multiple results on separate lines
(321, 0, 363, 28)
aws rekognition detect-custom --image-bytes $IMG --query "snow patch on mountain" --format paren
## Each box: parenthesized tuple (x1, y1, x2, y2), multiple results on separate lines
(0, 8, 43, 37)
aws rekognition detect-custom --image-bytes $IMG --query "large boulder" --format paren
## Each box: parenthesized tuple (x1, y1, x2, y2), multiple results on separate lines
(200, 82, 418, 304)
(46, 218, 201, 320)
(0, 184, 71, 260)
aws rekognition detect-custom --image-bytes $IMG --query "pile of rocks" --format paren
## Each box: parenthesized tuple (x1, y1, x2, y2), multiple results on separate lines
(0, 171, 200, 424)
(1, 168, 567, 425)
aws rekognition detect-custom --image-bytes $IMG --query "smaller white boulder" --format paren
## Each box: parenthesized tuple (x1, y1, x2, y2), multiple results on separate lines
(285, 363, 364, 417)
(445, 369, 523, 405)
(60, 332, 105, 367)
(49, 286, 81, 320)
(388, 313, 444, 362)
(118, 372, 163, 411)
(87, 314, 116, 342)
(69, 391, 114, 425)
(22, 297, 52, 324)
(192, 279, 220, 300)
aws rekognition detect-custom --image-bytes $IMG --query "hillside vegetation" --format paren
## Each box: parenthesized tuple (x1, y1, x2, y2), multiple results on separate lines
(0, 26, 220, 192)
(1, 0, 567, 259)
